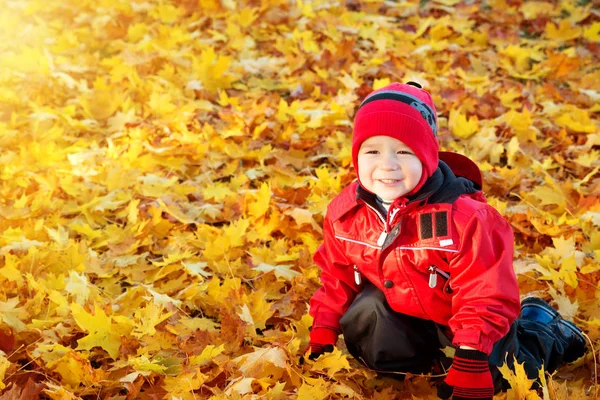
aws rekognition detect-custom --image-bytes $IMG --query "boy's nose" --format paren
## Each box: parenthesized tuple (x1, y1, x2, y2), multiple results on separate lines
(380, 157, 399, 170)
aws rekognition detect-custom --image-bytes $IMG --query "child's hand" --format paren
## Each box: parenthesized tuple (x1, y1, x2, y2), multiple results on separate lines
(306, 343, 335, 361)
(300, 327, 338, 363)
(437, 348, 493, 400)
(298, 343, 334, 364)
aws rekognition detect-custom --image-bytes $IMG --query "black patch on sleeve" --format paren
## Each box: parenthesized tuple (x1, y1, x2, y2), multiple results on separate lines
(435, 211, 448, 237)
(420, 213, 433, 239)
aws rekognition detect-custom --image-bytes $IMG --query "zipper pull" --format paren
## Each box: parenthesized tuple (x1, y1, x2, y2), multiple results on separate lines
(428, 265, 437, 288)
(377, 231, 387, 247)
(354, 265, 362, 286)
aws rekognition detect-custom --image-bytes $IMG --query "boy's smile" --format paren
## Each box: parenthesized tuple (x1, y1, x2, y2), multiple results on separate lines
(357, 136, 423, 201)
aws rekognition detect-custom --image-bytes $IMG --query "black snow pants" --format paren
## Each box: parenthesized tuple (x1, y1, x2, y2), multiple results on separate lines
(339, 281, 584, 393)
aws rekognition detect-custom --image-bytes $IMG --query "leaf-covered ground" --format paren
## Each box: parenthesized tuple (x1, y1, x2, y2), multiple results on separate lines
(0, 0, 599, 399)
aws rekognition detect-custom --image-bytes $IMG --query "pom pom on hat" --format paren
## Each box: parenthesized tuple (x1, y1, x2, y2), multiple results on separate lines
(352, 82, 439, 195)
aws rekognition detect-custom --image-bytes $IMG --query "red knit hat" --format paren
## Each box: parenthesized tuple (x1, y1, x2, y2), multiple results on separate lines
(352, 82, 439, 196)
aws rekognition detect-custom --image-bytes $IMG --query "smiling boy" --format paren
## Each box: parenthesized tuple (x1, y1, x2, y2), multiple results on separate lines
(357, 136, 423, 202)
(305, 82, 586, 399)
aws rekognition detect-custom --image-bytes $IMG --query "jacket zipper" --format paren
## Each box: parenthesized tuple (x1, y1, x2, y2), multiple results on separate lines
(428, 265, 450, 289)
(363, 202, 385, 224)
(363, 202, 388, 246)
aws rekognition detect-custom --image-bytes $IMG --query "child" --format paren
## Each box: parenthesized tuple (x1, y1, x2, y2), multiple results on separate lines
(306, 82, 586, 399)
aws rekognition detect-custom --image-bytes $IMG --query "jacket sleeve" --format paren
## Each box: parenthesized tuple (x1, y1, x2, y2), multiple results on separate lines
(309, 213, 359, 333)
(447, 206, 521, 354)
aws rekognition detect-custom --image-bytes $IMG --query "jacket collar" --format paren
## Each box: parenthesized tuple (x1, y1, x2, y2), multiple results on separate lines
(425, 160, 479, 204)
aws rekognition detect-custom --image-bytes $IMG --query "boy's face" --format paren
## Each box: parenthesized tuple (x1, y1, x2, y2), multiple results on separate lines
(357, 136, 423, 201)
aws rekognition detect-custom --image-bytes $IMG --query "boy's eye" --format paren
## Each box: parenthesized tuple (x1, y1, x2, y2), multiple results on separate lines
(397, 150, 413, 155)
(365, 150, 379, 154)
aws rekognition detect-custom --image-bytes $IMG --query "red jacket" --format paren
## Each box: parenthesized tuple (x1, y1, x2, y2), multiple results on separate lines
(309, 156, 520, 354)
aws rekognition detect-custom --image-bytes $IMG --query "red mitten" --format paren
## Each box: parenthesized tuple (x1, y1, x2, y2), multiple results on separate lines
(306, 327, 338, 360)
(437, 348, 494, 400)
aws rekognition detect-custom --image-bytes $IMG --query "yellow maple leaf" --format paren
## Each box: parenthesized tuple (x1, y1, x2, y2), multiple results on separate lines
(506, 136, 521, 167)
(545, 20, 582, 41)
(574, 151, 599, 168)
(0, 254, 24, 285)
(583, 22, 600, 42)
(373, 78, 391, 90)
(500, 45, 544, 73)
(222, 218, 250, 249)
(254, 263, 301, 281)
(547, 285, 579, 321)
(557, 255, 579, 289)
(0, 353, 10, 390)
(71, 303, 121, 359)
(152, 250, 195, 267)
(285, 207, 315, 227)
(582, 318, 600, 341)
(311, 166, 342, 196)
(0, 298, 28, 331)
(497, 356, 541, 399)
(337, 72, 360, 90)
(179, 317, 220, 333)
(555, 107, 596, 133)
(1, 46, 50, 75)
(128, 353, 168, 373)
(80, 86, 123, 121)
(529, 185, 567, 211)
(520, 2, 557, 19)
(126, 22, 148, 43)
(449, 110, 479, 138)
(233, 346, 287, 376)
(543, 236, 581, 261)
(534, 365, 551, 400)
(498, 88, 523, 109)
(189, 344, 226, 367)
(311, 347, 351, 378)
(83, 190, 129, 213)
(192, 47, 235, 93)
(430, 24, 455, 41)
(238, 290, 275, 330)
(149, 3, 183, 24)
(226, 377, 256, 396)
(132, 302, 174, 339)
(294, 29, 319, 54)
(182, 261, 212, 279)
(499, 46, 549, 79)
(147, 92, 177, 117)
(65, 270, 91, 305)
(163, 369, 208, 400)
(142, 285, 182, 307)
(504, 108, 538, 142)
(49, 351, 105, 388)
(201, 183, 235, 202)
(45, 225, 70, 246)
(248, 183, 271, 219)
(296, 0, 316, 18)
(539, 254, 579, 289)
(297, 377, 330, 400)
